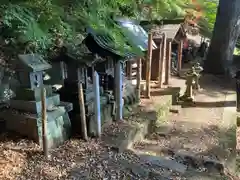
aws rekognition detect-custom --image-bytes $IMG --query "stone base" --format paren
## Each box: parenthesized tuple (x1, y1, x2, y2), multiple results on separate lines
(0, 105, 72, 149)
(88, 103, 114, 136)
(123, 86, 138, 105)
(68, 103, 114, 136)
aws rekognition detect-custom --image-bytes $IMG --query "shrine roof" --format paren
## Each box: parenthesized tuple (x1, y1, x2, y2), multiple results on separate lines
(86, 17, 159, 60)
(65, 43, 105, 66)
(115, 18, 157, 51)
(140, 19, 186, 40)
(86, 27, 139, 60)
(17, 54, 52, 72)
(152, 24, 182, 39)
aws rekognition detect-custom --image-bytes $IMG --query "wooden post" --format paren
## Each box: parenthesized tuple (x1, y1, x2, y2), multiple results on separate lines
(158, 38, 163, 87)
(84, 68, 88, 89)
(77, 69, 88, 141)
(41, 87, 48, 157)
(161, 33, 167, 87)
(115, 60, 123, 120)
(164, 39, 172, 85)
(145, 32, 153, 98)
(177, 40, 183, 75)
(136, 58, 142, 101)
(127, 61, 132, 80)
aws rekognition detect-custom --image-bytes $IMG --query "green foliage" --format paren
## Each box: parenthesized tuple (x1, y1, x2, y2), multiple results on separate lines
(197, 0, 218, 38)
(0, 0, 219, 57)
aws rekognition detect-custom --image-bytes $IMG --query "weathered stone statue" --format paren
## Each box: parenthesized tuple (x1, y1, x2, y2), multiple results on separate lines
(179, 67, 198, 102)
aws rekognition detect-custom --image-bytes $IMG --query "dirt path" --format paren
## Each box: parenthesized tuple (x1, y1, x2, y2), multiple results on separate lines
(132, 75, 236, 179)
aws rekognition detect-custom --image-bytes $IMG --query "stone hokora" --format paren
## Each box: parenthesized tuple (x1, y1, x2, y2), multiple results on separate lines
(0, 54, 73, 149)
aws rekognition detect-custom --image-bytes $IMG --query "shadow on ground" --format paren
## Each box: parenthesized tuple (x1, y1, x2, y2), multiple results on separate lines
(198, 74, 235, 96)
(181, 100, 236, 108)
(174, 73, 235, 97)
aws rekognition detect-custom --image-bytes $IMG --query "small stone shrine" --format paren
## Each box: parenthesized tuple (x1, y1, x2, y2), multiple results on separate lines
(56, 45, 115, 136)
(0, 54, 73, 149)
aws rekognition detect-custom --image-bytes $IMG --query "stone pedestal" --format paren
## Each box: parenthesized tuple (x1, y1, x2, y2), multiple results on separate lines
(179, 67, 198, 103)
(0, 85, 73, 149)
(192, 62, 203, 90)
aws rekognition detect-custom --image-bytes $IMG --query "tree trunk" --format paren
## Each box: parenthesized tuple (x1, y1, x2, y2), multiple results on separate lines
(204, 0, 240, 75)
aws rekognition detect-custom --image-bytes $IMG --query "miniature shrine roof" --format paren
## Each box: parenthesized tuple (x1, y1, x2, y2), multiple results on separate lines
(65, 43, 105, 66)
(86, 17, 160, 60)
(86, 27, 139, 59)
(140, 19, 186, 40)
(17, 54, 52, 72)
(152, 24, 182, 39)
(115, 18, 157, 51)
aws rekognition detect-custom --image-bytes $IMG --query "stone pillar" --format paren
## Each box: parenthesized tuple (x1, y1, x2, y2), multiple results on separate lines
(185, 76, 194, 99)
(115, 60, 123, 121)
(193, 63, 203, 90)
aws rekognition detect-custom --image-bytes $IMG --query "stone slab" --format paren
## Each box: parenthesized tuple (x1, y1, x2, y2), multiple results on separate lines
(15, 85, 53, 101)
(10, 94, 60, 113)
(139, 154, 187, 173)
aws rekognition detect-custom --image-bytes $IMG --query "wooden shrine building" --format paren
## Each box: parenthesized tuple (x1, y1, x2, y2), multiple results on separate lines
(85, 17, 156, 120)
(140, 19, 187, 82)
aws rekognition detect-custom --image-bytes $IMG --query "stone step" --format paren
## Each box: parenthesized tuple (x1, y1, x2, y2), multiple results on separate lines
(9, 94, 61, 113)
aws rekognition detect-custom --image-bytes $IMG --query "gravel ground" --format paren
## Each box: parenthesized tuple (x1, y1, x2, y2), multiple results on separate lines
(0, 75, 237, 180)
(0, 130, 187, 180)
